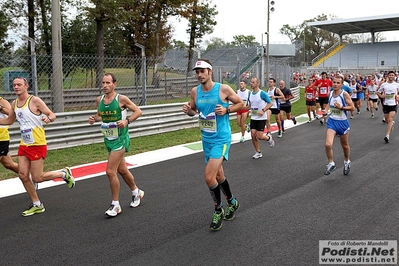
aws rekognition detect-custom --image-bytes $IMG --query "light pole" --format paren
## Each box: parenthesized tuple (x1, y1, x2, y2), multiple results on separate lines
(22, 35, 38, 96)
(135, 43, 146, 106)
(266, 0, 275, 83)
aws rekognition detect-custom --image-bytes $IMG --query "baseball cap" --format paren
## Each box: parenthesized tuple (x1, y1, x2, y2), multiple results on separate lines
(193, 60, 213, 70)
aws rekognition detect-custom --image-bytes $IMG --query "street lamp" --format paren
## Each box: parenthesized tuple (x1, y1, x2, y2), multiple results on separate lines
(266, 0, 275, 83)
(22, 35, 38, 96)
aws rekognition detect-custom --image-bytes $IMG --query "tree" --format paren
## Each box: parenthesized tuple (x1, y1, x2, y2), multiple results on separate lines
(280, 14, 339, 67)
(0, 10, 13, 56)
(204, 37, 228, 51)
(186, 0, 218, 74)
(231, 35, 258, 48)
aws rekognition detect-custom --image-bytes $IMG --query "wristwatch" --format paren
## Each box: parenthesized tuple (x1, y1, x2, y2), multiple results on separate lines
(226, 108, 230, 114)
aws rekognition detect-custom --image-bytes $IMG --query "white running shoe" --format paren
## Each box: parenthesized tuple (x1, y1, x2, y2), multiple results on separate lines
(268, 135, 275, 148)
(252, 152, 263, 159)
(343, 160, 351, 175)
(130, 189, 145, 208)
(105, 204, 121, 217)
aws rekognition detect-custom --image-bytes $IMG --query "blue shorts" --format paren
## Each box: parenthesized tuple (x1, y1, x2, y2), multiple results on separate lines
(326, 118, 350, 136)
(202, 140, 230, 164)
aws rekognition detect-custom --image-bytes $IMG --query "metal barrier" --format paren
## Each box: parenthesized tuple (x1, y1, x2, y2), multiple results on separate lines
(1, 78, 198, 110)
(7, 87, 300, 156)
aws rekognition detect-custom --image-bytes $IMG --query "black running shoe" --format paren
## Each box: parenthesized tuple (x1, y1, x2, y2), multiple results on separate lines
(224, 199, 240, 221)
(210, 209, 224, 231)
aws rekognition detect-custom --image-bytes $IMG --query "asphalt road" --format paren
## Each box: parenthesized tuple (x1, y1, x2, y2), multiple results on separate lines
(0, 109, 398, 266)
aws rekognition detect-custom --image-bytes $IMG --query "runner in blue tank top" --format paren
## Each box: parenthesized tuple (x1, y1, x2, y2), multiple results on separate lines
(182, 59, 244, 231)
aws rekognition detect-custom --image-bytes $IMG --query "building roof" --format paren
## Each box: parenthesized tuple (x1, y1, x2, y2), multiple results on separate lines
(307, 13, 399, 36)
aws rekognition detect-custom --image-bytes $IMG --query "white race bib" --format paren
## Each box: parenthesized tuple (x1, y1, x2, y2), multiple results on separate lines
(100, 122, 119, 140)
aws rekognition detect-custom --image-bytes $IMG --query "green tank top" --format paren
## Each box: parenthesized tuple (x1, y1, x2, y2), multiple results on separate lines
(98, 94, 128, 138)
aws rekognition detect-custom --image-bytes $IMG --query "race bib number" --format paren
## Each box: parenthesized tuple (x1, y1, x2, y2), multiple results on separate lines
(386, 93, 394, 99)
(330, 107, 342, 116)
(100, 122, 119, 140)
(21, 128, 34, 144)
(198, 112, 217, 133)
(306, 93, 313, 100)
(250, 108, 259, 116)
(199, 118, 216, 132)
(320, 87, 327, 94)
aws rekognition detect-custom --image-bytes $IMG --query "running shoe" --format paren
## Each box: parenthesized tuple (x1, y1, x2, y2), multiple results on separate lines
(210, 208, 224, 231)
(382, 119, 386, 124)
(324, 162, 336, 175)
(105, 204, 121, 217)
(371, 114, 374, 118)
(240, 136, 245, 143)
(278, 130, 282, 138)
(246, 123, 250, 133)
(320, 120, 324, 125)
(350, 116, 354, 119)
(384, 135, 389, 143)
(268, 134, 275, 148)
(224, 199, 240, 221)
(130, 189, 145, 208)
(366, 108, 369, 111)
(22, 203, 45, 216)
(252, 151, 263, 159)
(343, 161, 351, 175)
(292, 116, 297, 125)
(392, 121, 395, 132)
(266, 131, 271, 137)
(62, 167, 75, 189)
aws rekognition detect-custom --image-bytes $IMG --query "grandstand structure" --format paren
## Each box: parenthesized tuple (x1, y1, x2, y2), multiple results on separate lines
(307, 14, 399, 74)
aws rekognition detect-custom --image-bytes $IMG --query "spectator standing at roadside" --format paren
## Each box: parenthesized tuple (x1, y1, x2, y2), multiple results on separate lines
(182, 59, 243, 231)
(88, 73, 144, 217)
(0, 77, 75, 216)
(236, 81, 251, 142)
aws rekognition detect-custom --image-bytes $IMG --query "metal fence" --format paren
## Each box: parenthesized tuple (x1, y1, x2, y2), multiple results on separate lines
(0, 54, 198, 111)
(1, 51, 296, 111)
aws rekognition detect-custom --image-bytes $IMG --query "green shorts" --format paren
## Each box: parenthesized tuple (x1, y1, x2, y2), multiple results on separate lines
(104, 133, 130, 153)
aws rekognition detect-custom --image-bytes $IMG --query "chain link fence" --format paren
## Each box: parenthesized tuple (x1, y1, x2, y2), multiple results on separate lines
(0, 48, 294, 112)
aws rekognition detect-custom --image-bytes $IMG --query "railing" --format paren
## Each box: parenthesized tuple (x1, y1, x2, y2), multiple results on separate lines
(7, 87, 300, 156)
(1, 77, 198, 110)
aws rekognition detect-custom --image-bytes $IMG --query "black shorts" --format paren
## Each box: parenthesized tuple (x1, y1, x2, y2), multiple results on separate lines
(306, 100, 316, 106)
(270, 108, 280, 115)
(279, 105, 292, 113)
(250, 119, 267, 132)
(0, 140, 10, 156)
(369, 98, 378, 103)
(383, 105, 397, 114)
(318, 97, 329, 106)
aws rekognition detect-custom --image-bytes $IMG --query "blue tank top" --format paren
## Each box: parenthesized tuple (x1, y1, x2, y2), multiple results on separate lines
(196, 83, 231, 143)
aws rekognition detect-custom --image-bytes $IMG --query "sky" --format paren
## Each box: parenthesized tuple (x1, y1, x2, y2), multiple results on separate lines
(169, 0, 399, 46)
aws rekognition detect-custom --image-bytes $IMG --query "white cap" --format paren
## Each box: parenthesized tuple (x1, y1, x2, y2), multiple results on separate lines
(193, 60, 212, 70)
